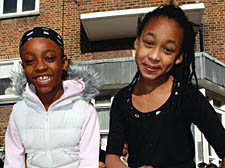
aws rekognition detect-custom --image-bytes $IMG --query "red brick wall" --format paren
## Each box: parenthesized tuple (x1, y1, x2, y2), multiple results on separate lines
(0, 104, 13, 147)
(0, 0, 80, 60)
(79, 0, 225, 62)
(202, 0, 225, 62)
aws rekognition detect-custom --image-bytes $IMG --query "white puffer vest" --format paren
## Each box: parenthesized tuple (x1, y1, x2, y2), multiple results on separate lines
(13, 94, 88, 168)
(10, 63, 102, 168)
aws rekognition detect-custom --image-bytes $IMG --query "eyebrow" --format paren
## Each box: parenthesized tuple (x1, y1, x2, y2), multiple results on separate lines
(166, 39, 177, 45)
(22, 51, 33, 57)
(145, 32, 177, 45)
(23, 49, 56, 56)
(41, 49, 56, 55)
(145, 32, 156, 38)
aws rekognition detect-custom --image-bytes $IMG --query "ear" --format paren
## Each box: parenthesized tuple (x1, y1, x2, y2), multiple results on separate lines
(175, 52, 183, 65)
(62, 55, 69, 70)
(20, 56, 25, 68)
(134, 37, 139, 49)
(21, 62, 25, 68)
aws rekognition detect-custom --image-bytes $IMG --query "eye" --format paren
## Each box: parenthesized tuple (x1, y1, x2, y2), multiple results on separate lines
(24, 59, 34, 65)
(45, 56, 56, 62)
(144, 40, 153, 47)
(164, 47, 175, 54)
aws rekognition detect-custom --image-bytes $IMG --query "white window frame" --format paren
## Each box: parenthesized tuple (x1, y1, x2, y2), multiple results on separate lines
(194, 88, 225, 166)
(0, 59, 22, 104)
(207, 91, 225, 165)
(93, 96, 114, 134)
(0, 0, 40, 19)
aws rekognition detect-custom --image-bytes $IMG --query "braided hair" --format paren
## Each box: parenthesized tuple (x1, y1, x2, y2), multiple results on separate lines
(134, 3, 198, 88)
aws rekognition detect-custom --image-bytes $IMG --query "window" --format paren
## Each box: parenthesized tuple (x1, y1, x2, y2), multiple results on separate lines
(93, 90, 119, 134)
(0, 59, 22, 104)
(213, 99, 221, 107)
(94, 95, 112, 133)
(0, 0, 39, 19)
(3, 0, 17, 14)
(22, 0, 35, 11)
(97, 107, 111, 131)
(0, 78, 11, 95)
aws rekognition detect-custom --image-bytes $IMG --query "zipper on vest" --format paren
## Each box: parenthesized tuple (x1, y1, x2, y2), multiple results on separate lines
(45, 112, 48, 120)
(45, 112, 52, 167)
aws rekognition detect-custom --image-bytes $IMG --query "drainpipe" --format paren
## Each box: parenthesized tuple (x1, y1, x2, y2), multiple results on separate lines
(199, 23, 205, 52)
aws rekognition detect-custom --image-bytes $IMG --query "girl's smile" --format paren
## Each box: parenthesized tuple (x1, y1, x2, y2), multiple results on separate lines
(143, 63, 161, 73)
(34, 75, 53, 85)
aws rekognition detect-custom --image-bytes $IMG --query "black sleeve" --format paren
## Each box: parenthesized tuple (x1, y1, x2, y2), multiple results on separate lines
(189, 89, 225, 158)
(106, 88, 127, 156)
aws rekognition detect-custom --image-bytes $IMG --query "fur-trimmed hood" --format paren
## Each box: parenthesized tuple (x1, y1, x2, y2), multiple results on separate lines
(11, 62, 102, 101)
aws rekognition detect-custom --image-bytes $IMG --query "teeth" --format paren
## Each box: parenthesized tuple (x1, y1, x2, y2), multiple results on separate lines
(37, 76, 51, 81)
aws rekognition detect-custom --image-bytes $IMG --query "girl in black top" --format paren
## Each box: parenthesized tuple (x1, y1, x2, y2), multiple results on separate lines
(105, 3, 225, 168)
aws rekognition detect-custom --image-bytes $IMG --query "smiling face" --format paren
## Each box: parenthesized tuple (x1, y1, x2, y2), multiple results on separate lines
(134, 16, 184, 83)
(21, 37, 68, 102)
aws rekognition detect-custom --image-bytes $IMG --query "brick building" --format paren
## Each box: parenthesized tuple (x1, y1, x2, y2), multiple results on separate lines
(0, 0, 224, 166)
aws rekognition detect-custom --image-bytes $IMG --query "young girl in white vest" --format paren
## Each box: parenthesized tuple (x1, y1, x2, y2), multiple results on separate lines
(4, 27, 101, 168)
(105, 3, 225, 168)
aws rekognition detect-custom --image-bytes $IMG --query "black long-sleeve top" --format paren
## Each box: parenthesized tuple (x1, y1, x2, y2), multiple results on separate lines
(106, 82, 225, 168)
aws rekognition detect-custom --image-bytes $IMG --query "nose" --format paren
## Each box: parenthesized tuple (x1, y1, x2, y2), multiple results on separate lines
(35, 60, 47, 72)
(148, 47, 160, 62)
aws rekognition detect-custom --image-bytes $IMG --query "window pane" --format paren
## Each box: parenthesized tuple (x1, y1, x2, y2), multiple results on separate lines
(97, 108, 110, 130)
(197, 142, 203, 161)
(95, 95, 111, 104)
(22, 0, 35, 11)
(3, 0, 17, 14)
(213, 99, 221, 107)
(0, 78, 12, 95)
(208, 144, 213, 156)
